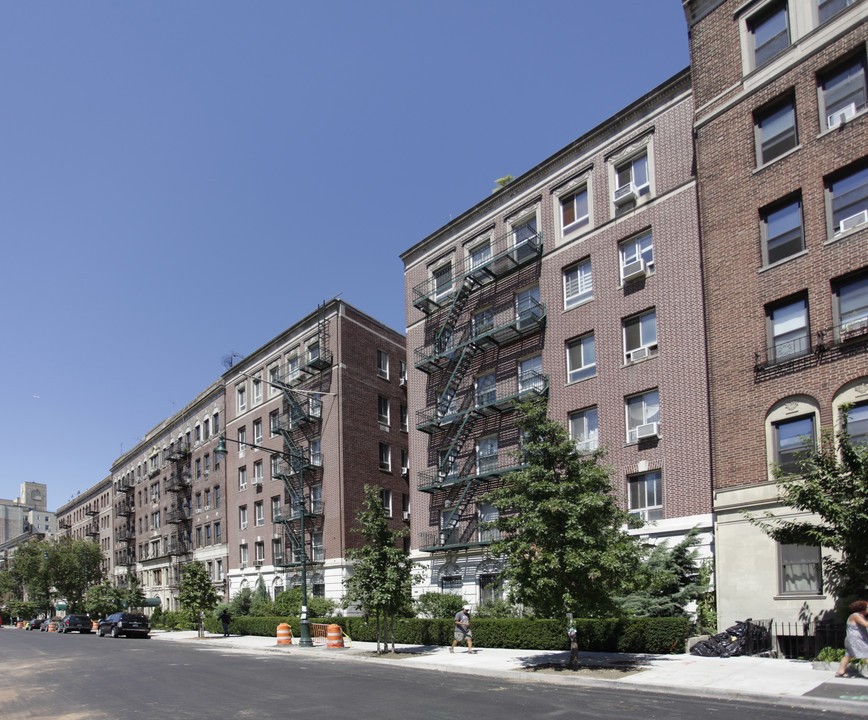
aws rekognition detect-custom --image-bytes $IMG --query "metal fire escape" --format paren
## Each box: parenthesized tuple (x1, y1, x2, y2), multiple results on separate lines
(165, 442, 193, 583)
(116, 478, 137, 567)
(412, 227, 547, 552)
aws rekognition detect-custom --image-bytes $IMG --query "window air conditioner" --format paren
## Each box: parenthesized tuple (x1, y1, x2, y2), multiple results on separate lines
(635, 422, 659, 440)
(630, 347, 650, 362)
(613, 182, 639, 205)
(402, 510, 410, 521)
(621, 259, 647, 283)
(254, 559, 263, 566)
(239, 562, 247, 570)
(252, 477, 262, 486)
(839, 209, 868, 234)
(827, 102, 856, 129)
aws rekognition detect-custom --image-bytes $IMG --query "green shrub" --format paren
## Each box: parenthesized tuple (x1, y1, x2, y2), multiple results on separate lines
(415, 592, 465, 619)
(817, 646, 846, 662)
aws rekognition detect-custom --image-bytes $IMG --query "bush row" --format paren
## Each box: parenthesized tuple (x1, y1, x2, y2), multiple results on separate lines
(202, 615, 691, 654)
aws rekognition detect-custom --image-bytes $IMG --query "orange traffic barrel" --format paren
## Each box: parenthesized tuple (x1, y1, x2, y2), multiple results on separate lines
(16, 621, 23, 629)
(276, 622, 292, 645)
(326, 624, 344, 649)
(47, 622, 56, 632)
(91, 621, 98, 632)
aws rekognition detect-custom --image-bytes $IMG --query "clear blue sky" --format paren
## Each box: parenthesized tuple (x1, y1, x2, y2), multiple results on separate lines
(0, 1, 689, 510)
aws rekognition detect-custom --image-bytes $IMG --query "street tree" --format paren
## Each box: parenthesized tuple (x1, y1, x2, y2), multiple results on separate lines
(86, 580, 125, 619)
(8, 539, 53, 615)
(484, 398, 643, 666)
(178, 561, 219, 638)
(751, 408, 868, 607)
(343, 484, 421, 653)
(122, 573, 146, 611)
(44, 537, 103, 612)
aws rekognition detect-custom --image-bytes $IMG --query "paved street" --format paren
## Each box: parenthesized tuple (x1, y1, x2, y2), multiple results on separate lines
(0, 629, 857, 720)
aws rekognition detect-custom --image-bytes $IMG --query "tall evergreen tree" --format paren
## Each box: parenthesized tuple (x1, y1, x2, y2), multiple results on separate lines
(178, 561, 219, 637)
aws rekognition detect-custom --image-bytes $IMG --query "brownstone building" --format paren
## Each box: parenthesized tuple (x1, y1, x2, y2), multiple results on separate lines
(401, 69, 713, 604)
(684, 0, 868, 627)
(222, 299, 408, 603)
(56, 476, 112, 579)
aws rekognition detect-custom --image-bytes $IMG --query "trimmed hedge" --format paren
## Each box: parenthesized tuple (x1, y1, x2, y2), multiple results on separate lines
(202, 615, 690, 654)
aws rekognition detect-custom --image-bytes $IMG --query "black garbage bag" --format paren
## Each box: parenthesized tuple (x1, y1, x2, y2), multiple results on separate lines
(690, 619, 769, 657)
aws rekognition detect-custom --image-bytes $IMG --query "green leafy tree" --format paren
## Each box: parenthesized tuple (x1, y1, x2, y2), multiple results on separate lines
(179, 561, 219, 637)
(271, 587, 335, 618)
(122, 573, 146, 611)
(0, 569, 20, 606)
(484, 398, 643, 666)
(750, 408, 868, 607)
(414, 592, 465, 619)
(9, 539, 53, 614)
(250, 575, 272, 616)
(343, 484, 422, 653)
(45, 538, 104, 613)
(85, 580, 125, 619)
(616, 527, 707, 619)
(228, 586, 253, 616)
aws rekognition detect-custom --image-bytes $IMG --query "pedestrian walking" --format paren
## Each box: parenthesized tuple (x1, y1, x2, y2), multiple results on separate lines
(219, 609, 232, 637)
(450, 605, 475, 654)
(837, 600, 868, 677)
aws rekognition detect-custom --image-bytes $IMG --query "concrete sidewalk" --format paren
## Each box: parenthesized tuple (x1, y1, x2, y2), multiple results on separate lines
(151, 630, 868, 713)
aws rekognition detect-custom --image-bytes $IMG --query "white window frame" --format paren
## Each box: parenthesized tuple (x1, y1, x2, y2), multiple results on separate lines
(619, 231, 654, 283)
(252, 375, 263, 404)
(237, 427, 247, 457)
(377, 350, 390, 379)
(238, 466, 248, 491)
(564, 259, 592, 309)
(559, 185, 590, 235)
(779, 543, 823, 595)
(476, 435, 499, 474)
(819, 53, 866, 130)
(623, 310, 658, 364)
(511, 214, 540, 262)
(253, 419, 263, 445)
(432, 263, 453, 300)
(379, 442, 391, 472)
(628, 471, 663, 521)
(239, 505, 248, 530)
(310, 439, 322, 467)
(254, 501, 264, 527)
(475, 372, 496, 407)
(253, 460, 263, 485)
(827, 162, 868, 238)
(569, 407, 599, 453)
(518, 354, 543, 394)
(566, 334, 596, 383)
(378, 396, 390, 428)
(236, 384, 247, 412)
(380, 488, 392, 518)
(626, 390, 660, 443)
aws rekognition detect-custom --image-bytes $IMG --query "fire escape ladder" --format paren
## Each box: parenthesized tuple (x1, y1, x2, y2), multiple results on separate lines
(437, 412, 476, 482)
(436, 344, 478, 417)
(433, 274, 478, 354)
(439, 478, 477, 547)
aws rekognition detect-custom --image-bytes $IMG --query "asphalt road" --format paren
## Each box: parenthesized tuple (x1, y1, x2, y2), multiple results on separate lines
(0, 629, 853, 720)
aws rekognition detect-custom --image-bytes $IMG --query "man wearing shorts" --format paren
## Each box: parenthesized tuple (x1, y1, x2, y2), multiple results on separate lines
(451, 605, 475, 653)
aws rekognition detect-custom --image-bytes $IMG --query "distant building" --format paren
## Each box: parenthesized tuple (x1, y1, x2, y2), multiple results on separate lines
(0, 482, 54, 544)
(401, 69, 713, 604)
(684, 0, 868, 627)
(56, 476, 112, 577)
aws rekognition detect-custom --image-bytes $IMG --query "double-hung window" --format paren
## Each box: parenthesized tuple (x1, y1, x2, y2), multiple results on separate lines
(512, 217, 540, 263)
(473, 308, 494, 337)
(236, 384, 247, 412)
(779, 544, 822, 594)
(377, 350, 390, 379)
(569, 407, 599, 453)
(773, 414, 815, 474)
(518, 355, 543, 394)
(836, 273, 868, 340)
(620, 231, 654, 282)
(238, 427, 247, 457)
(628, 471, 663, 521)
(564, 260, 592, 309)
(239, 505, 248, 530)
(254, 501, 264, 527)
(820, 55, 866, 130)
(253, 419, 263, 445)
(433, 264, 452, 300)
(613, 154, 649, 213)
(561, 187, 589, 232)
(749, 1, 790, 68)
(762, 197, 804, 265)
(844, 401, 868, 446)
(827, 163, 868, 236)
(566, 334, 596, 383)
(380, 489, 392, 517)
(623, 310, 658, 363)
(253, 375, 262, 404)
(253, 460, 263, 485)
(819, 0, 857, 24)
(755, 96, 797, 165)
(379, 442, 391, 472)
(238, 466, 247, 491)
(378, 396, 390, 428)
(516, 285, 542, 327)
(476, 436, 499, 474)
(476, 372, 496, 407)
(768, 297, 810, 362)
(309, 439, 322, 467)
(626, 390, 660, 442)
(469, 241, 491, 272)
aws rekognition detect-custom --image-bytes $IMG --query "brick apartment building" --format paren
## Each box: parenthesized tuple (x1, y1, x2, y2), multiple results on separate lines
(222, 299, 408, 603)
(56, 476, 112, 578)
(401, 69, 713, 605)
(684, 0, 868, 627)
(111, 382, 227, 610)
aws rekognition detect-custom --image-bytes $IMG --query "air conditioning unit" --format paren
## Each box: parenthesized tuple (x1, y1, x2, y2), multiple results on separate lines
(241, 522, 248, 530)
(402, 510, 410, 521)
(621, 259, 648, 283)
(252, 477, 263, 486)
(254, 559, 263, 566)
(401, 468, 409, 479)
(828, 102, 856, 129)
(630, 347, 650, 362)
(613, 182, 639, 205)
(839, 209, 868, 234)
(239, 563, 247, 570)
(636, 422, 659, 440)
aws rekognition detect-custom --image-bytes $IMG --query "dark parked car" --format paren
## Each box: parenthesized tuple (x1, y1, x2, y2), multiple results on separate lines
(98, 612, 149, 638)
(26, 618, 41, 631)
(60, 614, 92, 633)
(40, 617, 61, 631)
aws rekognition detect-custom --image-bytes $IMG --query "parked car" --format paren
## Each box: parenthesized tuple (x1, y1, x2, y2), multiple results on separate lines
(40, 617, 61, 631)
(26, 618, 41, 631)
(97, 612, 149, 638)
(59, 614, 92, 633)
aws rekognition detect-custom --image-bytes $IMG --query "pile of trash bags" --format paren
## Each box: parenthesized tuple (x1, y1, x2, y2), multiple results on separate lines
(690, 618, 771, 658)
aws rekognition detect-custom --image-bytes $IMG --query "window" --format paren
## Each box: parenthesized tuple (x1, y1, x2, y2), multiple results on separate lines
(203, 419, 210, 438)
(204, 454, 210, 475)
(308, 532, 323, 563)
(399, 360, 407, 386)
(236, 384, 247, 412)
(755, 96, 797, 165)
(561, 187, 589, 232)
(271, 455, 281, 478)
(844, 401, 868, 446)
(564, 260, 593, 310)
(196, 492, 202, 511)
(268, 363, 280, 395)
(239, 505, 248, 530)
(476, 436, 498, 474)
(253, 460, 263, 485)
(469, 241, 491, 271)
(820, 54, 866, 129)
(476, 372, 496, 406)
(237, 427, 247, 457)
(195, 458, 201, 479)
(310, 439, 322, 467)
(749, 1, 790, 68)
(569, 407, 599, 452)
(380, 488, 392, 517)
(309, 393, 323, 419)
(768, 297, 810, 362)
(204, 524, 212, 545)
(253, 375, 262, 404)
(238, 466, 247, 491)
(774, 414, 815, 474)
(762, 197, 804, 265)
(253, 419, 263, 445)
(440, 509, 459, 545)
(287, 353, 299, 382)
(195, 425, 201, 443)
(254, 501, 264, 527)
(310, 484, 323, 514)
(566, 334, 596, 382)
(828, 163, 868, 236)
(613, 154, 649, 212)
(401, 448, 410, 477)
(400, 404, 408, 432)
(779, 544, 822, 594)
(620, 231, 654, 282)
(204, 488, 211, 508)
(836, 273, 868, 339)
(478, 504, 500, 544)
(271, 496, 282, 522)
(213, 412, 220, 434)
(516, 285, 542, 326)
(379, 442, 391, 472)
(623, 310, 658, 363)
(819, 0, 857, 23)
(214, 486, 221, 509)
(272, 539, 283, 564)
(255, 541, 265, 564)
(518, 355, 543, 394)
(512, 217, 540, 262)
(626, 390, 660, 442)
(433, 264, 452, 299)
(377, 350, 389, 379)
(628, 471, 663, 521)
(239, 544, 248, 566)
(378, 396, 390, 428)
(473, 307, 494, 337)
(270, 409, 280, 436)
(307, 340, 320, 363)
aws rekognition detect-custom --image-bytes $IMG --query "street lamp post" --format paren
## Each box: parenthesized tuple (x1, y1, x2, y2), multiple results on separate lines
(215, 435, 313, 647)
